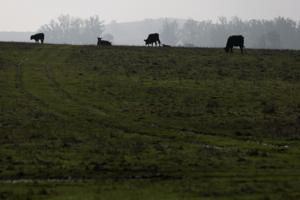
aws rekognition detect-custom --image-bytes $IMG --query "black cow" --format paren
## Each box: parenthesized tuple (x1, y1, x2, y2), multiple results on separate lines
(97, 37, 112, 46)
(225, 35, 244, 54)
(30, 33, 44, 44)
(144, 33, 161, 47)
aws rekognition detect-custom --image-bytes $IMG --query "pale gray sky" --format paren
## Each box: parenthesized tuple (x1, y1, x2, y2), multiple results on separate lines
(0, 0, 299, 31)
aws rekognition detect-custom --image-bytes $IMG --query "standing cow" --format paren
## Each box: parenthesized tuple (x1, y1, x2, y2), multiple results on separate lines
(144, 33, 161, 47)
(30, 33, 45, 44)
(97, 37, 112, 46)
(225, 35, 244, 54)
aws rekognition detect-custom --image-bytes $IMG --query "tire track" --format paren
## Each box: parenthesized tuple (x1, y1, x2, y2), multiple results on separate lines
(43, 64, 106, 117)
(15, 59, 49, 108)
(14, 59, 71, 122)
(44, 64, 75, 100)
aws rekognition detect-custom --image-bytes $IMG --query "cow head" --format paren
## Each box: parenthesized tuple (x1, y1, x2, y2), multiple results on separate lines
(224, 47, 230, 53)
(97, 37, 102, 46)
(30, 35, 34, 40)
(144, 39, 150, 45)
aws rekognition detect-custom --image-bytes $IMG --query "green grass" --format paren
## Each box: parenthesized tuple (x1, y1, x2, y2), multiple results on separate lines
(0, 42, 300, 199)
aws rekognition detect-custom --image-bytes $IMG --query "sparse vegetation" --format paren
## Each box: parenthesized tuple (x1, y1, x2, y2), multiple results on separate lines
(0, 42, 300, 199)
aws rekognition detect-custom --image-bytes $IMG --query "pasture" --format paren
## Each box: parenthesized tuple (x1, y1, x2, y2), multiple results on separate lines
(0, 42, 300, 199)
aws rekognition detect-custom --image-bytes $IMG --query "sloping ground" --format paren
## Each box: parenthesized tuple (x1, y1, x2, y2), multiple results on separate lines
(0, 42, 300, 199)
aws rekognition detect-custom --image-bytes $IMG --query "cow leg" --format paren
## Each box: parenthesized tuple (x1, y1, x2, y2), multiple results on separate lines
(230, 48, 233, 53)
(240, 46, 244, 54)
(41, 39, 44, 44)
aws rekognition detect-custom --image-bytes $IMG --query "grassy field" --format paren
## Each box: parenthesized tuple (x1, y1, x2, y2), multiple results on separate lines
(0, 42, 300, 199)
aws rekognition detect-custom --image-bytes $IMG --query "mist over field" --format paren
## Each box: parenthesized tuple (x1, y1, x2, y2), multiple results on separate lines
(1, 16, 300, 49)
(103, 17, 300, 49)
(0, 0, 300, 49)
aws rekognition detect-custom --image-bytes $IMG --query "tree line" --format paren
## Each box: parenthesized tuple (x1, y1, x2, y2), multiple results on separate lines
(39, 15, 300, 49)
(39, 15, 106, 44)
(161, 17, 300, 49)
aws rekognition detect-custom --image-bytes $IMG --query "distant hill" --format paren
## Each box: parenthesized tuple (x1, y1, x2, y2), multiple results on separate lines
(0, 31, 34, 43)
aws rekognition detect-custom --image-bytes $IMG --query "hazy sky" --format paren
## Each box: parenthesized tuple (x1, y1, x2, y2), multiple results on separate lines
(0, 0, 299, 31)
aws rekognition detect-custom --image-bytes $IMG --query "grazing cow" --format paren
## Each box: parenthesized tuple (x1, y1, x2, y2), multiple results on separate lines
(97, 37, 112, 46)
(144, 33, 161, 47)
(30, 33, 44, 44)
(225, 35, 244, 54)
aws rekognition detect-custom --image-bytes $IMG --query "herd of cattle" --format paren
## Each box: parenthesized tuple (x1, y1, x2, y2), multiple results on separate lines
(30, 32, 244, 54)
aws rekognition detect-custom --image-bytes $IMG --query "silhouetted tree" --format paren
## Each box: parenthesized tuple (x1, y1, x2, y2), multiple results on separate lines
(160, 19, 179, 45)
(39, 14, 104, 44)
(208, 17, 229, 47)
(181, 19, 201, 46)
(273, 17, 297, 49)
(177, 16, 299, 49)
(197, 20, 213, 47)
(266, 30, 281, 49)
